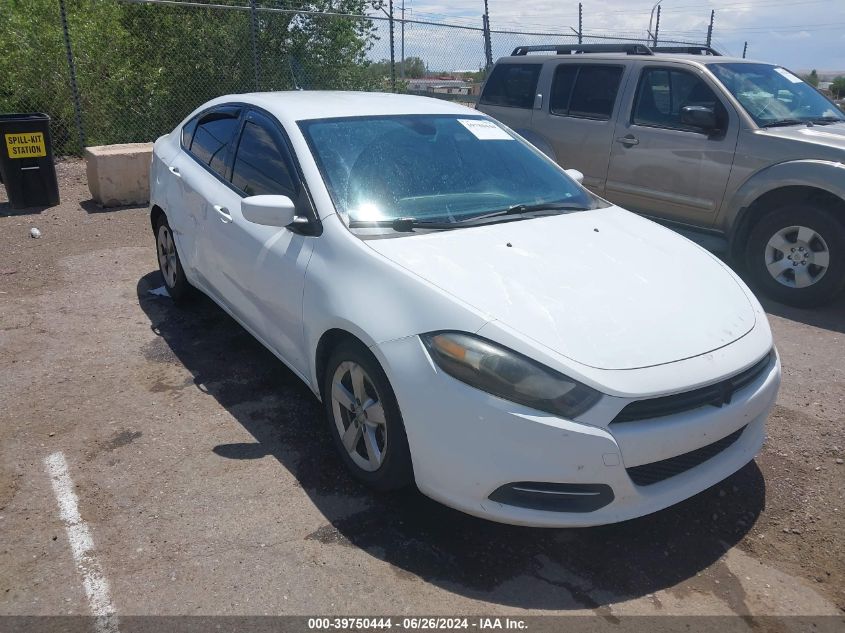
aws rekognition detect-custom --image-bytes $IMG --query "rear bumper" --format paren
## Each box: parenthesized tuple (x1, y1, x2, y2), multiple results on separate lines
(374, 336, 780, 527)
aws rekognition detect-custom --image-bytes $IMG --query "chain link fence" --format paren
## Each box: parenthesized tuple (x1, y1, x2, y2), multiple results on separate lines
(0, 0, 712, 156)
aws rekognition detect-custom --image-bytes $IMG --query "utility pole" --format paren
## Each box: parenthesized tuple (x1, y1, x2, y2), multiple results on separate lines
(482, 0, 493, 71)
(653, 5, 660, 47)
(400, 0, 405, 79)
(742, 41, 748, 58)
(389, 0, 396, 91)
(578, 3, 582, 45)
(706, 9, 714, 48)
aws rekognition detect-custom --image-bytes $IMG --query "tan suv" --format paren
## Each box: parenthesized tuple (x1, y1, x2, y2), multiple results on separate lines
(477, 44, 845, 307)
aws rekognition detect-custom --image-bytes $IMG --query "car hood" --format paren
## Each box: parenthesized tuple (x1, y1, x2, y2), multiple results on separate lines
(367, 207, 756, 370)
(758, 121, 845, 154)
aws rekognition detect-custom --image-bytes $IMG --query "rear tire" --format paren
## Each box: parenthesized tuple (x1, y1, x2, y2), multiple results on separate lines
(745, 202, 845, 308)
(154, 215, 191, 303)
(323, 340, 413, 491)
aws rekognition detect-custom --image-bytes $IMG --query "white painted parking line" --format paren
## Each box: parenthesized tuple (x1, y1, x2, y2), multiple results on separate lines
(44, 452, 120, 633)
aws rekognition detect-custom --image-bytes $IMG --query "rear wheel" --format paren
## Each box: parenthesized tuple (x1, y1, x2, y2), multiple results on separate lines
(746, 203, 845, 307)
(323, 340, 413, 491)
(154, 215, 191, 302)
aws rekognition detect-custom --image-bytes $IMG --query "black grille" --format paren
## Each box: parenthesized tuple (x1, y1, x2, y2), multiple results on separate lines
(612, 351, 772, 424)
(627, 426, 745, 486)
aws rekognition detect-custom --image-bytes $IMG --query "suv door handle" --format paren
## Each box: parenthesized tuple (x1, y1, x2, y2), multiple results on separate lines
(616, 135, 639, 147)
(168, 165, 181, 177)
(213, 205, 233, 223)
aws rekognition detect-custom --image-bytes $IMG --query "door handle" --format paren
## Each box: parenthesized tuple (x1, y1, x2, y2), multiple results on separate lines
(168, 165, 181, 177)
(616, 135, 639, 147)
(214, 205, 233, 223)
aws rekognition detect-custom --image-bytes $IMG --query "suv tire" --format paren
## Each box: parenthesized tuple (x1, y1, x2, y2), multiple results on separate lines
(746, 202, 845, 308)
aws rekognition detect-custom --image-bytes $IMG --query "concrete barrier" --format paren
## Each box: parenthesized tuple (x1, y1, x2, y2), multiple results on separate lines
(84, 142, 152, 207)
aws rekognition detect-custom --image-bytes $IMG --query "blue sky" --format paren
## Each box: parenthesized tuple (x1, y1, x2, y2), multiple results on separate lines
(374, 0, 845, 75)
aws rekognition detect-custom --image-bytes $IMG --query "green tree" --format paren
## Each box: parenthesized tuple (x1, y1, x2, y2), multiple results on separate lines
(398, 56, 426, 78)
(459, 67, 489, 83)
(0, 0, 383, 154)
(802, 69, 819, 87)
(364, 58, 397, 90)
(831, 76, 845, 99)
(0, 0, 132, 154)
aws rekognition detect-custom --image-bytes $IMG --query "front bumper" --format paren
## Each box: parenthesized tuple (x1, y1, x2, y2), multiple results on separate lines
(373, 336, 781, 527)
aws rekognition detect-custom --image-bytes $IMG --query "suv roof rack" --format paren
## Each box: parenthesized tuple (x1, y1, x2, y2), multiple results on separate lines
(509, 43, 722, 57)
(511, 44, 654, 56)
(650, 45, 721, 55)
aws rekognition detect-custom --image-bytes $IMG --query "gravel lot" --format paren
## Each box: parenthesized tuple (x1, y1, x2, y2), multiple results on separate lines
(1, 160, 843, 621)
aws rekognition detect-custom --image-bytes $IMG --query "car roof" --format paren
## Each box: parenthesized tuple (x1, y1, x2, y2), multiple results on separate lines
(496, 54, 759, 65)
(205, 91, 476, 123)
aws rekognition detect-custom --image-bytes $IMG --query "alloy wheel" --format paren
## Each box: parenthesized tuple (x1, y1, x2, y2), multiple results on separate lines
(764, 225, 830, 289)
(157, 224, 178, 288)
(330, 361, 388, 472)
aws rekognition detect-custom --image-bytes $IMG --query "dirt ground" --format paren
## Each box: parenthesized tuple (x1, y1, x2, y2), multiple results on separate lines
(1, 160, 843, 622)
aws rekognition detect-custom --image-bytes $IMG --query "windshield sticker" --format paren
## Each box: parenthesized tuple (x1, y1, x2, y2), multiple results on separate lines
(458, 119, 515, 140)
(774, 67, 803, 84)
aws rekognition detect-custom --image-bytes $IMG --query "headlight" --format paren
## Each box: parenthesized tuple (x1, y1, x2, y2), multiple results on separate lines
(421, 332, 601, 418)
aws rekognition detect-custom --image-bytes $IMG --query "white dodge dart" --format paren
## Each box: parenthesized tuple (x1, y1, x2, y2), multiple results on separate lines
(150, 91, 780, 527)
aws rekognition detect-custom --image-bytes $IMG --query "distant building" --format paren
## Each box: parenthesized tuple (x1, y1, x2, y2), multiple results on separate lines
(406, 77, 472, 96)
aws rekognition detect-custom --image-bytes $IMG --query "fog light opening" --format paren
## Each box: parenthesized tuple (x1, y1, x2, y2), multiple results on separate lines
(488, 482, 614, 512)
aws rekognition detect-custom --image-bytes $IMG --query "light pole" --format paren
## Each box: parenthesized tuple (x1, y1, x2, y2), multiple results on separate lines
(400, 0, 405, 79)
(647, 0, 664, 47)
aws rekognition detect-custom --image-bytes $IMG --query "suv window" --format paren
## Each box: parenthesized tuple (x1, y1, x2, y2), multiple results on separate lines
(190, 109, 241, 177)
(479, 63, 541, 109)
(550, 65, 623, 120)
(231, 114, 297, 197)
(633, 68, 726, 131)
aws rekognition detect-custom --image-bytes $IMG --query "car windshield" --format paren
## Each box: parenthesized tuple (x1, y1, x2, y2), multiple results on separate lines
(298, 114, 601, 230)
(709, 62, 845, 127)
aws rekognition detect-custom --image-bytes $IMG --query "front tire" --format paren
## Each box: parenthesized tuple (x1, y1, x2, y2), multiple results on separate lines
(746, 202, 845, 307)
(323, 340, 413, 491)
(154, 215, 191, 302)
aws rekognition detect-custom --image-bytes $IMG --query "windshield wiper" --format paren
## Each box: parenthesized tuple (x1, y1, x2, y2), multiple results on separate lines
(455, 201, 591, 224)
(808, 116, 845, 125)
(348, 217, 459, 232)
(348, 202, 590, 233)
(759, 119, 806, 128)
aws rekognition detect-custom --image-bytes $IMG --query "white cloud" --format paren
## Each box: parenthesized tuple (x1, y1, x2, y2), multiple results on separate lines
(383, 0, 845, 72)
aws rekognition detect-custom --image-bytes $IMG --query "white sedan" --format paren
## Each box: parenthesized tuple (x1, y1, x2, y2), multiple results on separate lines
(150, 91, 780, 527)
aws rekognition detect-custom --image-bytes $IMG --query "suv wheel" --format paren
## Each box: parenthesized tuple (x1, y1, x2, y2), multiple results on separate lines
(746, 202, 845, 307)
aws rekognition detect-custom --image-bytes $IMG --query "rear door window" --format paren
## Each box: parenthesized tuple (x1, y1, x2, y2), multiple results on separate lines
(479, 63, 541, 109)
(230, 112, 298, 197)
(181, 116, 198, 149)
(550, 64, 623, 120)
(189, 108, 241, 178)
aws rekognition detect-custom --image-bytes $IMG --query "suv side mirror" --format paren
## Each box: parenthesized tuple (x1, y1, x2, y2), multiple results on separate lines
(680, 105, 718, 132)
(241, 195, 302, 228)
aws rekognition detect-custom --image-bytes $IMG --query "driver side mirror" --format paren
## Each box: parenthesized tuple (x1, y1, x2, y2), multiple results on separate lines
(241, 195, 305, 228)
(565, 168, 585, 185)
(680, 105, 718, 132)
